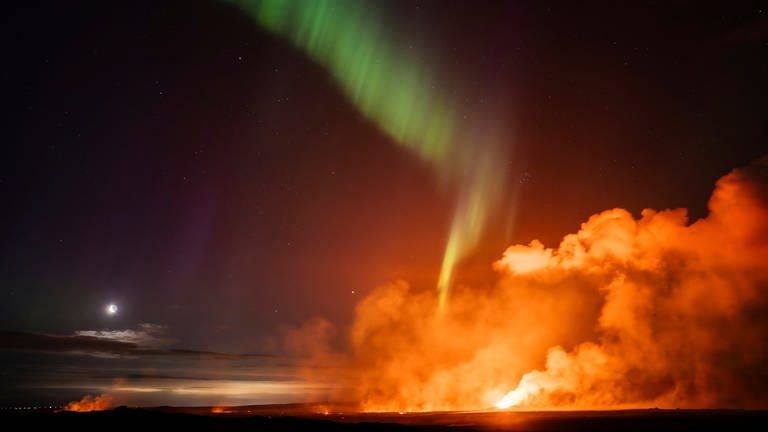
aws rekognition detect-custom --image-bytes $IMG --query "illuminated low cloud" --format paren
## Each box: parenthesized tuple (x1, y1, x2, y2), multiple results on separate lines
(0, 331, 311, 407)
(75, 323, 170, 347)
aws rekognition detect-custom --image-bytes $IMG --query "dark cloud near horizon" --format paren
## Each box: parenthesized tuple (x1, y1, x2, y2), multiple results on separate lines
(0, 331, 273, 359)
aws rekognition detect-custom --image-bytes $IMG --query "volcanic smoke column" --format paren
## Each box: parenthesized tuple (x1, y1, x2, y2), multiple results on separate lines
(228, 0, 511, 310)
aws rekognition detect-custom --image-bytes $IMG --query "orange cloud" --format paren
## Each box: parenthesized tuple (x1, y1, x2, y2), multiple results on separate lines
(324, 158, 768, 411)
(63, 394, 114, 412)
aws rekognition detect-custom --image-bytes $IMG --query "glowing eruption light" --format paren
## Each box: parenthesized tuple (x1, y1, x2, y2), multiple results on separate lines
(287, 159, 768, 412)
(64, 394, 114, 412)
(228, 0, 511, 311)
(495, 378, 540, 409)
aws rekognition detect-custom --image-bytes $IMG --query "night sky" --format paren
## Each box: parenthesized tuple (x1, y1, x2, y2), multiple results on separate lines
(1, 1, 767, 407)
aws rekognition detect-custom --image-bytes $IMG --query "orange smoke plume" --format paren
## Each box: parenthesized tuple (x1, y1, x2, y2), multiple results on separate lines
(64, 393, 114, 412)
(337, 158, 768, 411)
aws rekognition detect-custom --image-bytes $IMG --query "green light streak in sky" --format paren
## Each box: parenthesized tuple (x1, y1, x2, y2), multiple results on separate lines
(233, 0, 455, 170)
(228, 0, 509, 311)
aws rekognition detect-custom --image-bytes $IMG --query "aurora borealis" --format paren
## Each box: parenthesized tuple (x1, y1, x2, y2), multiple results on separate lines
(1, 0, 767, 409)
(229, 0, 510, 309)
(234, 0, 456, 162)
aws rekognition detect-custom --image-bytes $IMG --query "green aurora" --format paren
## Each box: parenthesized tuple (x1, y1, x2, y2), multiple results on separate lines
(228, 0, 511, 310)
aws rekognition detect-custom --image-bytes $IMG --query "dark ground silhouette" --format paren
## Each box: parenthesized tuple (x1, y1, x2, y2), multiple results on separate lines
(3, 406, 768, 431)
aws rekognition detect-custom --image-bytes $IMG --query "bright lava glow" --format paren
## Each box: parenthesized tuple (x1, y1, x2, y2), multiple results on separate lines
(495, 382, 538, 409)
(106, 303, 118, 315)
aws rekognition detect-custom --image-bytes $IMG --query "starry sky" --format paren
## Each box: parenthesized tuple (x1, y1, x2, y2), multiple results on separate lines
(1, 1, 767, 406)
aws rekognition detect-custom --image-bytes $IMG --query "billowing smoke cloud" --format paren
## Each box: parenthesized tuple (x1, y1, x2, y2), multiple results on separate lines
(314, 159, 768, 411)
(63, 394, 114, 412)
